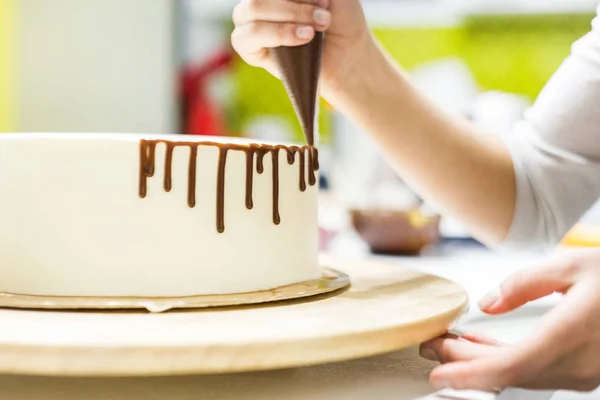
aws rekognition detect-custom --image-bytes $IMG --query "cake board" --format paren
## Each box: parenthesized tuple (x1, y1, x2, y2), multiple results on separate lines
(0, 258, 468, 377)
(0, 268, 350, 313)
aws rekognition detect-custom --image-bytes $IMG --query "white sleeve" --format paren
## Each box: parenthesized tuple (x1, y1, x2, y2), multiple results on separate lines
(497, 5, 600, 251)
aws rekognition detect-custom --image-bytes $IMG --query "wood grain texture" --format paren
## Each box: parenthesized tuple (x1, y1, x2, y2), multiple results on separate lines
(0, 257, 468, 377)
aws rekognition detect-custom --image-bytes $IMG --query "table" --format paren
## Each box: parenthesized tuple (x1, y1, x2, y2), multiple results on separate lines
(0, 347, 445, 400)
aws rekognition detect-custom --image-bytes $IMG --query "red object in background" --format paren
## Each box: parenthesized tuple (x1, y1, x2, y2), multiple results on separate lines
(319, 226, 337, 252)
(180, 50, 234, 136)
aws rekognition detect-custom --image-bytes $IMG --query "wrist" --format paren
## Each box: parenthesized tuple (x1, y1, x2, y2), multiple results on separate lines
(320, 34, 399, 111)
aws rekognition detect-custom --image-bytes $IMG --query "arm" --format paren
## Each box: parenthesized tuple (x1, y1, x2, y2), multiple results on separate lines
(232, 0, 600, 249)
(325, 11, 600, 249)
(323, 41, 517, 246)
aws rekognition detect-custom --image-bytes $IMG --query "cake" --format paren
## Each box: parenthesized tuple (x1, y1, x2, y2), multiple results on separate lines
(0, 132, 321, 298)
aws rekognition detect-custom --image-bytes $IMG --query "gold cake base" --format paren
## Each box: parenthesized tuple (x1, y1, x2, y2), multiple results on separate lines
(0, 267, 350, 313)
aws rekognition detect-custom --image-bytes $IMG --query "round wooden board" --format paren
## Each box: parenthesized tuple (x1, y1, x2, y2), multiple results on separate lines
(0, 257, 468, 377)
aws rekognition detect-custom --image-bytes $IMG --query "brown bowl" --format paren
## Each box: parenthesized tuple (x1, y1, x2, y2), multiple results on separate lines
(350, 209, 441, 256)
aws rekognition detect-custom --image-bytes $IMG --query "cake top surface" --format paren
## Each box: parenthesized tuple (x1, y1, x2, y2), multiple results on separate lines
(0, 132, 301, 148)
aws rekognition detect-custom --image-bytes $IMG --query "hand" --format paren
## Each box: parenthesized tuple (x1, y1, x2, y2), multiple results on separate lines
(419, 249, 600, 392)
(231, 0, 372, 93)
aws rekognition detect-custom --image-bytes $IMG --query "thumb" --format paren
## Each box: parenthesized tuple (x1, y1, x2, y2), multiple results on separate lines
(478, 257, 577, 314)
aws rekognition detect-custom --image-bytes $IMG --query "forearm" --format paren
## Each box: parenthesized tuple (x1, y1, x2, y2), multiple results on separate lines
(322, 37, 516, 245)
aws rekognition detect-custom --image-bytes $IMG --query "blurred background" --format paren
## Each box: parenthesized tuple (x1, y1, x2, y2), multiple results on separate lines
(2, 0, 600, 254)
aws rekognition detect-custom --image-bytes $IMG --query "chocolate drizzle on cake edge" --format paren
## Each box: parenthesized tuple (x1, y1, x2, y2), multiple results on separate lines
(139, 139, 319, 233)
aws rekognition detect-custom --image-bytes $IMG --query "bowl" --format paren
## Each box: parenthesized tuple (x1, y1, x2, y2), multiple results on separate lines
(350, 209, 441, 256)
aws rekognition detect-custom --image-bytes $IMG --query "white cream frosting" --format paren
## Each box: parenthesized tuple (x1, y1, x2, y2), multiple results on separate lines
(0, 133, 320, 297)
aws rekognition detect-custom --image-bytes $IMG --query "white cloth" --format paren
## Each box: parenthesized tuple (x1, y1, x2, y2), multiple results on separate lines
(499, 3, 600, 251)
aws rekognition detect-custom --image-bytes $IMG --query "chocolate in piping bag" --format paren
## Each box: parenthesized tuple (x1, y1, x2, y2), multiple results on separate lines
(271, 32, 324, 146)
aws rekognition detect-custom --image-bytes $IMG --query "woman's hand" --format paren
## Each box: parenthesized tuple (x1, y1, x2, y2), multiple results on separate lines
(231, 0, 372, 92)
(420, 249, 600, 392)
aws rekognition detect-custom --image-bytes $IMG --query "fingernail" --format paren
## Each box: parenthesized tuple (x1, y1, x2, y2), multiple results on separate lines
(296, 26, 314, 40)
(420, 348, 439, 362)
(313, 9, 331, 26)
(478, 288, 500, 310)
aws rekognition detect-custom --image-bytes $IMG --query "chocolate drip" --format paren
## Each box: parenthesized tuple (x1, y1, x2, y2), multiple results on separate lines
(285, 148, 296, 165)
(139, 141, 157, 198)
(216, 148, 228, 233)
(256, 148, 268, 175)
(164, 143, 175, 192)
(187, 146, 198, 208)
(299, 149, 306, 192)
(312, 147, 320, 171)
(138, 139, 318, 233)
(272, 150, 280, 225)
(307, 147, 316, 186)
(245, 149, 254, 210)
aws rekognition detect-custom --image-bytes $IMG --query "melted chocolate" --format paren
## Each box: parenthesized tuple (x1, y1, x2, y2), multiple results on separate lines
(298, 150, 306, 192)
(187, 145, 198, 208)
(256, 147, 268, 175)
(245, 149, 254, 210)
(307, 147, 316, 186)
(272, 150, 280, 225)
(138, 140, 319, 233)
(139, 141, 156, 199)
(216, 147, 228, 233)
(164, 142, 175, 192)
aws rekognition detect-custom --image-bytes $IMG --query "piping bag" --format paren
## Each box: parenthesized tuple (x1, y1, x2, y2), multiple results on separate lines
(271, 32, 325, 147)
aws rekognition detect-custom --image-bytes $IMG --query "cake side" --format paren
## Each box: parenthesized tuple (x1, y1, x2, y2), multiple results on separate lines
(0, 133, 320, 297)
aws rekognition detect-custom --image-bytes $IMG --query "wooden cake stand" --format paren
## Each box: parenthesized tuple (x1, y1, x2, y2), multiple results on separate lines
(0, 257, 468, 377)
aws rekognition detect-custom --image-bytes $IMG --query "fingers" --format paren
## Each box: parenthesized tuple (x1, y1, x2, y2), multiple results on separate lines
(515, 298, 600, 392)
(461, 332, 503, 346)
(478, 257, 578, 314)
(231, 0, 332, 72)
(429, 251, 600, 392)
(516, 280, 598, 365)
(429, 356, 519, 391)
(431, 283, 597, 391)
(233, 0, 331, 31)
(435, 357, 597, 392)
(420, 336, 500, 363)
(232, 21, 315, 57)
